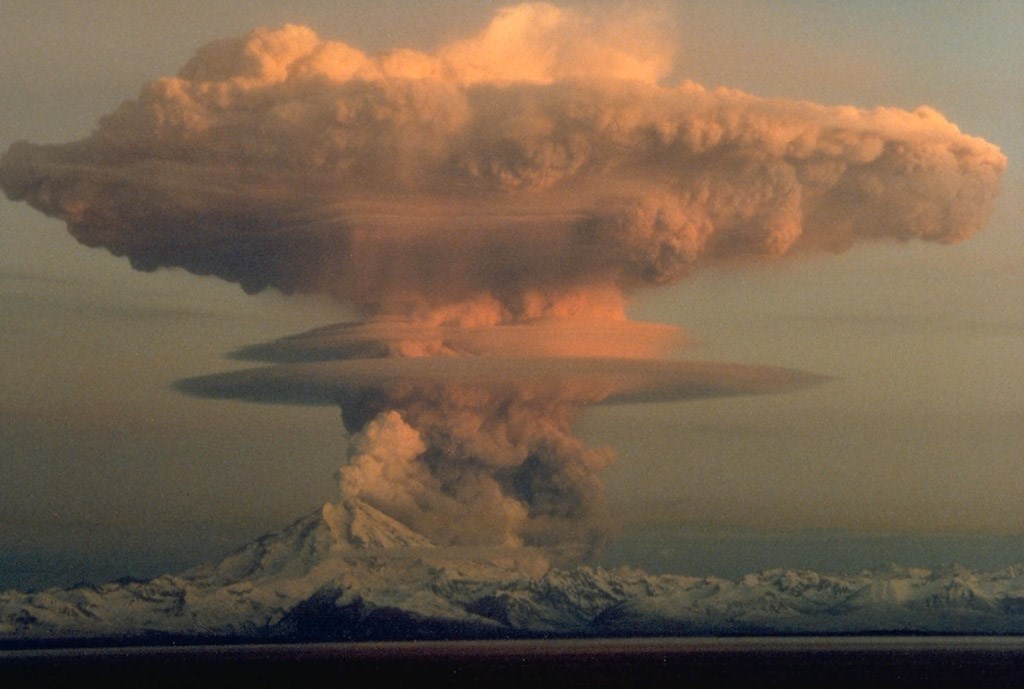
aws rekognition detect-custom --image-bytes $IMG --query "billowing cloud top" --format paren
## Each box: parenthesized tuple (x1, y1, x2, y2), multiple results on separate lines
(0, 2, 1006, 323)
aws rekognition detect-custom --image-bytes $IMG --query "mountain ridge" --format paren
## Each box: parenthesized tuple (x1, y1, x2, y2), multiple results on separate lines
(3, 500, 1024, 644)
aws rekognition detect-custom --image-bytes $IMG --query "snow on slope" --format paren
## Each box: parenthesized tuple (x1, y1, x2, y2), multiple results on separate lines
(3, 502, 1024, 642)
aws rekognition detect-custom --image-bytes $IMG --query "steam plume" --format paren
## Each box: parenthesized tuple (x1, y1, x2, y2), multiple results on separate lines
(0, 3, 1005, 555)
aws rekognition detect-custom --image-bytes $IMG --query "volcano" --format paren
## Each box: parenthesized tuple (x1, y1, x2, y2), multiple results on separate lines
(4, 499, 1024, 646)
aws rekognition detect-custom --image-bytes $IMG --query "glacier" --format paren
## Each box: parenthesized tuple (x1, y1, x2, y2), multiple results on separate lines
(3, 500, 1024, 645)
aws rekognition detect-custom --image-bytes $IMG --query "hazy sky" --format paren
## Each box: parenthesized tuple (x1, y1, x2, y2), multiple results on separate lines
(1, 0, 1021, 589)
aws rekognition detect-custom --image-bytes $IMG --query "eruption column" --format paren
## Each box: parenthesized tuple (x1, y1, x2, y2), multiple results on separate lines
(0, 3, 1005, 556)
(177, 319, 828, 551)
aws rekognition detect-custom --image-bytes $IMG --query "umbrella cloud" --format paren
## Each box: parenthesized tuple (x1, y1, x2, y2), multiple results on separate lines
(0, 2, 1004, 323)
(0, 4, 1005, 554)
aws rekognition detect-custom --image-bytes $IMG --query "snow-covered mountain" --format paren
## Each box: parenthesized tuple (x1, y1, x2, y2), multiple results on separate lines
(4, 500, 1024, 644)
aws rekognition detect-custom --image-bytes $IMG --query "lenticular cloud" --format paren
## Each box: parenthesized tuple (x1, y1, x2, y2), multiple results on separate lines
(0, 3, 1006, 556)
(0, 3, 1004, 323)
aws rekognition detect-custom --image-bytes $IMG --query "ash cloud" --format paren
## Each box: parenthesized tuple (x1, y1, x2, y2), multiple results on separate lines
(0, 3, 1006, 556)
(0, 3, 1004, 324)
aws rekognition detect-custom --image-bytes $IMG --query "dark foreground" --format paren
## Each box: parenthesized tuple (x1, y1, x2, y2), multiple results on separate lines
(4, 637, 1024, 688)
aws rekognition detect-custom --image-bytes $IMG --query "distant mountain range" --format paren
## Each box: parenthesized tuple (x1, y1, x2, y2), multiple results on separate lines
(3, 499, 1024, 645)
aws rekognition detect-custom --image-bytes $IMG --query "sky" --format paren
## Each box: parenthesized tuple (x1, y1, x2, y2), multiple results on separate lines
(0, 0, 1021, 590)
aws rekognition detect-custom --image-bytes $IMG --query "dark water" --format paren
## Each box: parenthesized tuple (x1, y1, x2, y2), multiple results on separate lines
(4, 637, 1024, 688)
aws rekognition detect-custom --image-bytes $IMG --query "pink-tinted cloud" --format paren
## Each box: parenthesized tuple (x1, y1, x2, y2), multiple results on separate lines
(0, 4, 1004, 324)
(0, 3, 1005, 553)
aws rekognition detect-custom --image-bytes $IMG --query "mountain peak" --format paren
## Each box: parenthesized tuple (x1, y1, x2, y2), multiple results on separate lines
(180, 498, 434, 587)
(322, 498, 436, 551)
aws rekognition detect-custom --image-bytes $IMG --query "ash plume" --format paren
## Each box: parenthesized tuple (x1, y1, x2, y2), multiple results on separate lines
(0, 3, 1004, 324)
(0, 3, 1006, 556)
(177, 322, 827, 552)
